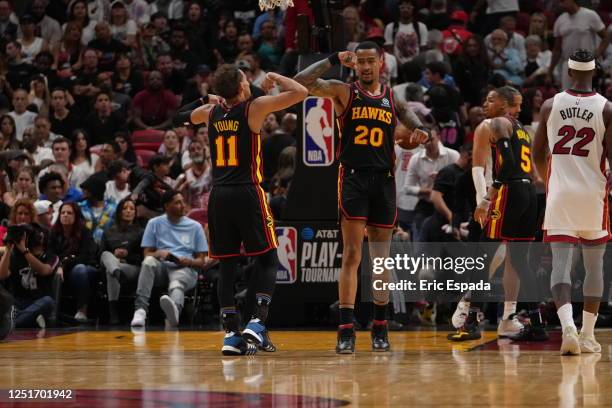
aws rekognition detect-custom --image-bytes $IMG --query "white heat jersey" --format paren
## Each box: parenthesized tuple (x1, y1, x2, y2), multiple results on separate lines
(544, 90, 608, 231)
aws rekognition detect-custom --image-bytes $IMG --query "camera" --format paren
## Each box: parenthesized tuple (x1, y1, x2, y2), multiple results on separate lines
(4, 224, 33, 246)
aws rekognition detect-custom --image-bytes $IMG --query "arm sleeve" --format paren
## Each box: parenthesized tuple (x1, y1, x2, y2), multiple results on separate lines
(472, 166, 487, 203)
(493, 138, 516, 187)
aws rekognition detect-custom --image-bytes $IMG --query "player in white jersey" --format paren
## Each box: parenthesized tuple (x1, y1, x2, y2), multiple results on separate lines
(533, 49, 612, 355)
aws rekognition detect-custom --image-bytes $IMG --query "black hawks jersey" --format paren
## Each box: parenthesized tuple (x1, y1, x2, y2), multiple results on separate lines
(208, 101, 263, 186)
(337, 82, 397, 170)
(491, 116, 532, 181)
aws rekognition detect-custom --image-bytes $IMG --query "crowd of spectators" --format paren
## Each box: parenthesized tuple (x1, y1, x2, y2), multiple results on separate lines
(0, 0, 610, 328)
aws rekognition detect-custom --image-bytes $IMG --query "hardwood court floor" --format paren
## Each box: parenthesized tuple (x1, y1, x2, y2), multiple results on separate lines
(0, 329, 611, 407)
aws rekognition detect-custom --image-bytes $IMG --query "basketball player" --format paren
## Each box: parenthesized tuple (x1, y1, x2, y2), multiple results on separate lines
(450, 87, 548, 341)
(533, 49, 612, 355)
(178, 65, 307, 355)
(294, 42, 429, 353)
(450, 88, 525, 340)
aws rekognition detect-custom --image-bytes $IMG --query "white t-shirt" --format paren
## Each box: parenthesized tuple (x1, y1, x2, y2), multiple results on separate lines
(32, 146, 54, 165)
(18, 37, 44, 64)
(111, 20, 137, 43)
(395, 144, 424, 211)
(553, 8, 605, 89)
(72, 154, 99, 181)
(104, 180, 131, 204)
(9, 111, 37, 142)
(384, 21, 428, 64)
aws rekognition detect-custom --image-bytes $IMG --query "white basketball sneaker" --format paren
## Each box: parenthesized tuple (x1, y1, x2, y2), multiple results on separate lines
(452, 300, 470, 329)
(579, 331, 601, 353)
(131, 308, 147, 327)
(560, 326, 581, 356)
(497, 314, 523, 337)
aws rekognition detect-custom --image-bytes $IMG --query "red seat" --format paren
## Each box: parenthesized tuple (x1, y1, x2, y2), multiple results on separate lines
(187, 208, 208, 228)
(135, 149, 157, 168)
(132, 129, 165, 144)
(133, 142, 162, 152)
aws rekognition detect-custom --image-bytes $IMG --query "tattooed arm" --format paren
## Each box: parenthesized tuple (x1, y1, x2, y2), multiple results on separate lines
(392, 93, 430, 148)
(294, 51, 352, 114)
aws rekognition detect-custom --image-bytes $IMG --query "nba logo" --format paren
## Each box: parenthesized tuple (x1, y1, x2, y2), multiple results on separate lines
(275, 227, 297, 284)
(303, 96, 334, 166)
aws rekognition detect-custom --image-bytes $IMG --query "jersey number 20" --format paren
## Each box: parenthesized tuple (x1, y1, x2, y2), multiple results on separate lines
(215, 136, 238, 167)
(354, 125, 383, 147)
(552, 125, 595, 157)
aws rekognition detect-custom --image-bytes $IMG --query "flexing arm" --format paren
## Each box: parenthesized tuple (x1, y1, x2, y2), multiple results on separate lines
(533, 98, 553, 182)
(248, 73, 308, 134)
(294, 52, 352, 113)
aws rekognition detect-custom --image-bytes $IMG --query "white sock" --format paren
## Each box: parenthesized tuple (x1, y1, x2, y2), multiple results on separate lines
(581, 311, 597, 337)
(502, 301, 517, 320)
(557, 303, 576, 331)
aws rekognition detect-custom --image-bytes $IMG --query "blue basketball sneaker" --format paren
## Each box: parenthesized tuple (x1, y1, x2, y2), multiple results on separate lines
(222, 332, 257, 356)
(243, 318, 276, 351)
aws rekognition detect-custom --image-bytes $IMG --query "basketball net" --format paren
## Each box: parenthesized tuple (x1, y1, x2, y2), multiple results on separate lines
(259, 0, 294, 11)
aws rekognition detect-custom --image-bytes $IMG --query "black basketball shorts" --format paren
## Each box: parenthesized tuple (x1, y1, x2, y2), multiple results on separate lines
(208, 184, 278, 258)
(483, 179, 537, 241)
(338, 165, 397, 228)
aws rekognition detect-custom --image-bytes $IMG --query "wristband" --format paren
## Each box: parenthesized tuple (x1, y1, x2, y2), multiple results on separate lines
(328, 52, 340, 65)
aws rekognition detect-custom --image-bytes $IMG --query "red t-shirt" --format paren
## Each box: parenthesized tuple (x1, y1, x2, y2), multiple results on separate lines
(132, 89, 179, 127)
(441, 26, 473, 55)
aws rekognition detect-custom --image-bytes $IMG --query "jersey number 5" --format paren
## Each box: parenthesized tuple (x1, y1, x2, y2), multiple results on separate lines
(552, 125, 595, 157)
(520, 145, 531, 173)
(215, 135, 238, 167)
(354, 125, 383, 147)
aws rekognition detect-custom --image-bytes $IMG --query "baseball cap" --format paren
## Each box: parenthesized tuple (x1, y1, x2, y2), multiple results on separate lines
(34, 200, 52, 215)
(148, 154, 173, 169)
(450, 10, 468, 24)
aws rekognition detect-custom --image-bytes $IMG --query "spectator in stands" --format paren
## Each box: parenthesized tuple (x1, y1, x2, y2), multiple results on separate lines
(157, 129, 183, 179)
(0, 114, 18, 151)
(22, 128, 53, 166)
(88, 21, 131, 72)
(49, 88, 80, 140)
(519, 87, 544, 132)
(428, 85, 464, 150)
(114, 132, 138, 165)
(46, 137, 88, 190)
(528, 12, 553, 51)
(123, 0, 151, 25)
(54, 22, 83, 71)
(28, 75, 51, 117)
(177, 139, 210, 210)
(104, 160, 131, 204)
(343, 5, 364, 49)
(169, 26, 198, 79)
(403, 130, 459, 241)
(17, 14, 49, 64)
(9, 89, 37, 143)
(97, 73, 131, 119)
(213, 19, 240, 65)
(33, 51, 58, 89)
(48, 201, 98, 323)
(70, 129, 98, 184)
(452, 35, 491, 108)
(83, 91, 127, 146)
(441, 10, 472, 56)
(0, 202, 58, 328)
(549, 0, 608, 89)
(487, 29, 523, 86)
(3, 167, 37, 207)
(94, 141, 121, 175)
(100, 197, 143, 324)
(38, 172, 64, 223)
(465, 106, 485, 144)
(151, 11, 170, 42)
(524, 35, 551, 82)
(260, 112, 279, 140)
(139, 21, 170, 70)
(184, 1, 211, 63)
(5, 41, 36, 91)
(109, 0, 137, 49)
(132, 71, 178, 131)
(263, 113, 295, 187)
(29, 0, 61, 49)
(130, 190, 207, 328)
(238, 33, 255, 58)
(181, 64, 212, 103)
(395, 131, 423, 236)
(33, 116, 56, 148)
(132, 154, 174, 217)
(34, 199, 52, 230)
(65, 0, 96, 46)
(384, 0, 427, 65)
(257, 20, 283, 68)
(112, 53, 143, 98)
(425, 61, 466, 124)
(72, 48, 101, 115)
(79, 175, 116, 244)
(156, 53, 186, 96)
(485, 15, 526, 65)
(0, 0, 17, 51)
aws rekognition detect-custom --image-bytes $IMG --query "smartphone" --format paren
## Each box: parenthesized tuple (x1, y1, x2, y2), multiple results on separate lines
(166, 253, 180, 264)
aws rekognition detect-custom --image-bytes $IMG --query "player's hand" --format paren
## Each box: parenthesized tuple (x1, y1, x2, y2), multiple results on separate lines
(261, 72, 280, 93)
(474, 199, 491, 228)
(207, 94, 223, 105)
(338, 51, 356, 69)
(411, 128, 430, 145)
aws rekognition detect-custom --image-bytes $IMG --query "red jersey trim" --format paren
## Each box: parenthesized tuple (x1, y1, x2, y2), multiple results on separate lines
(355, 82, 387, 99)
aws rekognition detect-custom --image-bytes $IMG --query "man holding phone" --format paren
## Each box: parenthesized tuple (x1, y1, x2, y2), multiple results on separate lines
(131, 190, 208, 329)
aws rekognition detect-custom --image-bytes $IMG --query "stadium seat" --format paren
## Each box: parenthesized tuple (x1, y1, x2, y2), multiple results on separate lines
(135, 149, 157, 168)
(132, 142, 162, 152)
(187, 208, 208, 228)
(132, 129, 165, 144)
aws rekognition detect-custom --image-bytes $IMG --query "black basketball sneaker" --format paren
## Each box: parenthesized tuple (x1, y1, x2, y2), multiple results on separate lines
(336, 327, 356, 354)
